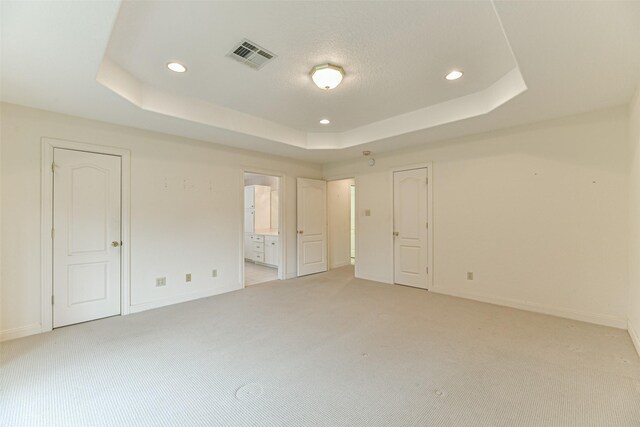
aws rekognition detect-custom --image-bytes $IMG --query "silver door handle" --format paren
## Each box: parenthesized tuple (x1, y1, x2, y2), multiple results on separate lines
(112, 241, 121, 247)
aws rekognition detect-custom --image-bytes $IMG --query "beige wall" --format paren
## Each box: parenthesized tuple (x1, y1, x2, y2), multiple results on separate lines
(0, 103, 322, 340)
(324, 107, 630, 328)
(328, 178, 355, 269)
(1, 101, 636, 340)
(629, 88, 640, 353)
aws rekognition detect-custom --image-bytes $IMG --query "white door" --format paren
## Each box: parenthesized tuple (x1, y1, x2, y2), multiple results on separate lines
(53, 148, 122, 327)
(393, 168, 428, 289)
(297, 178, 327, 276)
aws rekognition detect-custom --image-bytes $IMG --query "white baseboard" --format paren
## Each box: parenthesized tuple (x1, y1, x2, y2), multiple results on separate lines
(355, 272, 393, 285)
(0, 323, 43, 342)
(330, 261, 353, 269)
(629, 321, 640, 358)
(129, 284, 241, 314)
(431, 287, 627, 329)
(2, 285, 244, 341)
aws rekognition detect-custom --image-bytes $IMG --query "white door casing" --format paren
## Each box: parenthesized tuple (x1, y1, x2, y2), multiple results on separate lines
(393, 168, 429, 289)
(53, 148, 122, 327)
(297, 178, 327, 276)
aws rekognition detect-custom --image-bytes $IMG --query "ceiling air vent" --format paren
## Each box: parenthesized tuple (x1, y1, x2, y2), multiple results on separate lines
(226, 39, 277, 70)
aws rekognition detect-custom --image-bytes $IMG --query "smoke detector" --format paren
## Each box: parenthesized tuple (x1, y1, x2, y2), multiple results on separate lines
(363, 151, 375, 166)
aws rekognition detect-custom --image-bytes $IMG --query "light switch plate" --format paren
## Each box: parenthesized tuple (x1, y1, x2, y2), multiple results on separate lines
(186, 273, 192, 282)
(156, 277, 166, 287)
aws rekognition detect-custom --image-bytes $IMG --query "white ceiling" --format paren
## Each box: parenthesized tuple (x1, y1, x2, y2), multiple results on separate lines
(2, 1, 640, 163)
(106, 0, 516, 133)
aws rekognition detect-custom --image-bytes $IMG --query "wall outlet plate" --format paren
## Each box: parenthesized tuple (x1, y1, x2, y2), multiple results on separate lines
(156, 277, 166, 287)
(467, 272, 474, 280)
(212, 269, 218, 278)
(186, 273, 192, 283)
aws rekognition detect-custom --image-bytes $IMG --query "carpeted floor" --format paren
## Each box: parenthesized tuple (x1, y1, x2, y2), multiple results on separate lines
(2, 266, 639, 426)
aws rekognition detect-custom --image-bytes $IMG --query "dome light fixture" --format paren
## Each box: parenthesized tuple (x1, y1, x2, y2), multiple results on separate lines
(310, 63, 345, 90)
(319, 119, 331, 125)
(445, 70, 463, 81)
(167, 62, 187, 73)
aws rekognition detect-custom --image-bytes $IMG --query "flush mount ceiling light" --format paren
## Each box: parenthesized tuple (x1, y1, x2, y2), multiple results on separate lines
(167, 62, 187, 73)
(319, 119, 331, 125)
(445, 70, 463, 81)
(310, 63, 345, 90)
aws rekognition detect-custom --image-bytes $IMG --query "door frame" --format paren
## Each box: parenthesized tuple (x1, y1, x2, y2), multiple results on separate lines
(326, 177, 356, 270)
(324, 173, 358, 276)
(41, 138, 131, 333)
(240, 168, 286, 287)
(391, 163, 434, 290)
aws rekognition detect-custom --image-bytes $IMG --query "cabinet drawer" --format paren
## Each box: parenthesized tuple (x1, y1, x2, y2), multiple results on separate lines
(253, 242, 264, 252)
(251, 235, 265, 242)
(254, 252, 264, 262)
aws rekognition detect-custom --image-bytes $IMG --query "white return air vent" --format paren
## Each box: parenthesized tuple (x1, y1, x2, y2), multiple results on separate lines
(226, 39, 277, 70)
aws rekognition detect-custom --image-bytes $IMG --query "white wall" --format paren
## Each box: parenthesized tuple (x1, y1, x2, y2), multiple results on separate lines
(244, 173, 279, 189)
(327, 178, 355, 269)
(0, 103, 322, 340)
(629, 88, 640, 353)
(324, 107, 630, 328)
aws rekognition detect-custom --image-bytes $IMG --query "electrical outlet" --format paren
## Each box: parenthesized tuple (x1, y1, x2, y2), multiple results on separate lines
(212, 269, 218, 278)
(364, 209, 371, 216)
(467, 272, 474, 280)
(186, 273, 192, 283)
(156, 277, 166, 287)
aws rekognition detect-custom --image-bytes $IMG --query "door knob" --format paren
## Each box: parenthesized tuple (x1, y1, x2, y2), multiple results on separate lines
(298, 230, 304, 235)
(393, 231, 399, 237)
(111, 241, 121, 247)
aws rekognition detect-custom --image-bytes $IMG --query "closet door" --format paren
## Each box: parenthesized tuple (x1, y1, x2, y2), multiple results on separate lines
(393, 168, 428, 289)
(53, 148, 122, 327)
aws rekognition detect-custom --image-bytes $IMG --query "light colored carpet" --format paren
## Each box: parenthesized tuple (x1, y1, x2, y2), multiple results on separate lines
(2, 266, 640, 426)
(245, 261, 278, 286)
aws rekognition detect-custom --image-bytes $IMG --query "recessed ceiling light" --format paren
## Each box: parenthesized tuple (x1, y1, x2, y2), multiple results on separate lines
(319, 119, 331, 125)
(445, 70, 463, 81)
(310, 63, 345, 90)
(167, 62, 187, 73)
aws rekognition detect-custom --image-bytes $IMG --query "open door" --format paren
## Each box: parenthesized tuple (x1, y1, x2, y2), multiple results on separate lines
(297, 178, 327, 276)
(53, 148, 122, 327)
